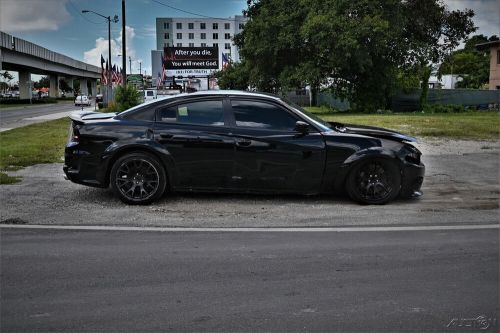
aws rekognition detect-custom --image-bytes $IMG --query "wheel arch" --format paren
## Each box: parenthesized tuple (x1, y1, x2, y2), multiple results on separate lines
(332, 147, 403, 193)
(101, 144, 174, 188)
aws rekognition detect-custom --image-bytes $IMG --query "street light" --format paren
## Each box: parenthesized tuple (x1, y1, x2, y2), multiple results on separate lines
(82, 9, 118, 105)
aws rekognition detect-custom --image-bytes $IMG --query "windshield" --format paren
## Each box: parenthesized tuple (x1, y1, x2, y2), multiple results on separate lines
(281, 97, 332, 131)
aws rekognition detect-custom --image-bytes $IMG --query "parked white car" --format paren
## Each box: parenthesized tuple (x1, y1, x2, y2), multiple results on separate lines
(75, 95, 91, 106)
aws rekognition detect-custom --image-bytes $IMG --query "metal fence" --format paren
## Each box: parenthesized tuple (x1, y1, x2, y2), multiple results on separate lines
(392, 89, 500, 112)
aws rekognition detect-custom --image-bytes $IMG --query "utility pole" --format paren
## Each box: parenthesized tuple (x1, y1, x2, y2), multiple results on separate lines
(82, 10, 118, 105)
(129, 56, 132, 74)
(121, 0, 127, 86)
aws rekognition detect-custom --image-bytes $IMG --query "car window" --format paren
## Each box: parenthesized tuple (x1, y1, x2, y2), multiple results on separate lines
(123, 106, 156, 121)
(231, 100, 298, 131)
(158, 100, 224, 126)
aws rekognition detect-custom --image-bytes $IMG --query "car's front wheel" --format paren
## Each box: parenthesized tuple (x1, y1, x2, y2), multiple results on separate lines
(110, 152, 167, 205)
(346, 158, 401, 204)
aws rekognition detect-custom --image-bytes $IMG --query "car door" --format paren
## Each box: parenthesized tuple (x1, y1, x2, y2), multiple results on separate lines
(153, 97, 235, 190)
(228, 98, 326, 193)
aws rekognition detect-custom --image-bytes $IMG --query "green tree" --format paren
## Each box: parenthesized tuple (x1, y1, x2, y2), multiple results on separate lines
(233, 0, 476, 110)
(437, 34, 496, 89)
(1, 71, 14, 82)
(58, 78, 73, 93)
(33, 76, 50, 89)
(214, 61, 250, 90)
(113, 84, 141, 111)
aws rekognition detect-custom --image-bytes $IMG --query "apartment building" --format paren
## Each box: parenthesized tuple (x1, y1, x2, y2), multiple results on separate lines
(155, 16, 248, 64)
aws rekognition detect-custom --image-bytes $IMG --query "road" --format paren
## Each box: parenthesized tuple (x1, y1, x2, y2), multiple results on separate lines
(1, 226, 498, 332)
(0, 102, 95, 132)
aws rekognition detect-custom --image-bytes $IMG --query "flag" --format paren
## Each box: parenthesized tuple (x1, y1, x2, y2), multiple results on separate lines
(222, 52, 230, 70)
(157, 72, 162, 86)
(100, 55, 106, 85)
(112, 64, 118, 83)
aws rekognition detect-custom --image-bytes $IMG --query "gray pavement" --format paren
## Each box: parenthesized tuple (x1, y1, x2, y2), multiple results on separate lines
(0, 102, 96, 131)
(1, 150, 499, 227)
(1, 227, 498, 332)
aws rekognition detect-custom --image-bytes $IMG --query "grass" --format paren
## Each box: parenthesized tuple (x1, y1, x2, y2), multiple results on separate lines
(0, 118, 70, 171)
(0, 172, 21, 185)
(306, 107, 500, 140)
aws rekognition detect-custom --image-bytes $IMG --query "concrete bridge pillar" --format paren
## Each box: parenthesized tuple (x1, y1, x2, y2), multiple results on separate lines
(90, 80, 97, 99)
(49, 75, 58, 98)
(18, 71, 31, 100)
(80, 78, 88, 96)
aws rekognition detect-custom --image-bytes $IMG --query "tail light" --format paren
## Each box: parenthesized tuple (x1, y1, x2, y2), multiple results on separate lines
(67, 123, 80, 145)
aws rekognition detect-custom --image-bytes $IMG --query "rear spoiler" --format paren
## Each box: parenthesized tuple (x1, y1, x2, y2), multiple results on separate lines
(68, 111, 117, 123)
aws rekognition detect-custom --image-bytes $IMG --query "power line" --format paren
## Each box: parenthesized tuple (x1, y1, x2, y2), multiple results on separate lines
(151, 0, 239, 22)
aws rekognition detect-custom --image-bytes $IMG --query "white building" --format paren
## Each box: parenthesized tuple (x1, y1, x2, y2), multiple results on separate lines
(153, 16, 248, 88)
(156, 16, 247, 62)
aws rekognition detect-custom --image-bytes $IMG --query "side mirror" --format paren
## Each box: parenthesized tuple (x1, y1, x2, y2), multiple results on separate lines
(294, 120, 310, 134)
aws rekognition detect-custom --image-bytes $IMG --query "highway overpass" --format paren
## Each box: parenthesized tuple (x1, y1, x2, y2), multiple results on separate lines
(0, 31, 101, 99)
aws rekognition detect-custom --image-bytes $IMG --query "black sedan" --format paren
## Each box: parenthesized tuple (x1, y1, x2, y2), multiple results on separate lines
(64, 91, 424, 205)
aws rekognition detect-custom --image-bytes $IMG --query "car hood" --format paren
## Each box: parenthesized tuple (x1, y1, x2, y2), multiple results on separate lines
(328, 122, 417, 143)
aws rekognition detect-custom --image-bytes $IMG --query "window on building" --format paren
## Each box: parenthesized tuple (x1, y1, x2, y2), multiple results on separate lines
(225, 33, 231, 40)
(189, 33, 194, 39)
(164, 33, 169, 39)
(176, 22, 182, 29)
(201, 43, 207, 47)
(213, 43, 218, 48)
(239, 23, 245, 30)
(213, 23, 218, 29)
(224, 23, 230, 29)
(497, 50, 500, 64)
(225, 43, 230, 50)
(166, 42, 170, 47)
(163, 22, 168, 29)
(164, 43, 167, 47)
(176, 33, 182, 39)
(213, 33, 218, 39)
(188, 23, 194, 29)
(200, 23, 206, 29)
(200, 33, 206, 40)
(231, 100, 298, 131)
(189, 43, 194, 47)
(159, 100, 225, 127)
(177, 43, 182, 47)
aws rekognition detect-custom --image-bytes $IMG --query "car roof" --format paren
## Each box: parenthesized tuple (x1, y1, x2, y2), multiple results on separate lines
(120, 90, 283, 115)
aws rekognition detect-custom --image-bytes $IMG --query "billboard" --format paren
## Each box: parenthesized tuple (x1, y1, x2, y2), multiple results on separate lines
(164, 46, 219, 70)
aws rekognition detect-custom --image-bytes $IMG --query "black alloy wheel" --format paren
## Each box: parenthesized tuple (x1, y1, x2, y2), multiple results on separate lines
(110, 152, 167, 204)
(346, 158, 401, 204)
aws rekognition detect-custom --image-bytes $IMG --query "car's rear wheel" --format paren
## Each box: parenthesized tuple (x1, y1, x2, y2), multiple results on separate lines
(110, 152, 167, 205)
(346, 158, 401, 204)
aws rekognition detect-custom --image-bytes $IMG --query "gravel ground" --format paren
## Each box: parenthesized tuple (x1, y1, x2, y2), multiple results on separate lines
(1, 138, 499, 227)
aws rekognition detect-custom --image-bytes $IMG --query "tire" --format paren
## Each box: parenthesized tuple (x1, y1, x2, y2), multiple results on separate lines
(110, 152, 167, 205)
(345, 158, 401, 205)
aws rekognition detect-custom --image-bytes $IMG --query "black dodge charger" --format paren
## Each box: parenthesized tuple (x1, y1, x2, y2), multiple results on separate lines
(64, 91, 424, 205)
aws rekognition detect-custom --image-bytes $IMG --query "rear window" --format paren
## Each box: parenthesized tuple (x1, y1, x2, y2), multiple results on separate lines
(122, 106, 156, 121)
(158, 100, 224, 126)
(146, 91, 154, 96)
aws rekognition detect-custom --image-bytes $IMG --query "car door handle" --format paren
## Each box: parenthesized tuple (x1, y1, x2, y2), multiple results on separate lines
(235, 139, 252, 147)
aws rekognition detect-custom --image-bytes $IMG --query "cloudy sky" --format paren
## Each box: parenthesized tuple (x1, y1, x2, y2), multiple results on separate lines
(0, 0, 499, 82)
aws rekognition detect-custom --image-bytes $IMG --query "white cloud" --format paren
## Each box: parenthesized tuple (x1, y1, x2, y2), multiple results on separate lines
(444, 0, 500, 38)
(84, 26, 137, 71)
(0, 0, 70, 33)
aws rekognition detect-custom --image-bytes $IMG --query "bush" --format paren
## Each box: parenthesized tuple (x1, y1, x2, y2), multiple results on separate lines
(113, 85, 142, 112)
(423, 104, 467, 113)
